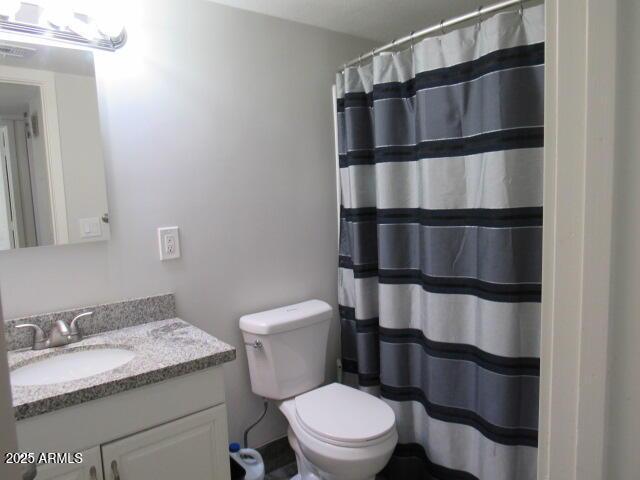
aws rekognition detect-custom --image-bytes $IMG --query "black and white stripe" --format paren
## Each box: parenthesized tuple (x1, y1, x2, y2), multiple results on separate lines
(336, 4, 544, 480)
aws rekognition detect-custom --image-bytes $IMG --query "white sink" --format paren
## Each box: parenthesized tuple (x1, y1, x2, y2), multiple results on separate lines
(11, 348, 136, 386)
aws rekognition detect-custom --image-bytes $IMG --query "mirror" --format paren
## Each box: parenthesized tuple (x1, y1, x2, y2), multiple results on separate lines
(0, 40, 109, 250)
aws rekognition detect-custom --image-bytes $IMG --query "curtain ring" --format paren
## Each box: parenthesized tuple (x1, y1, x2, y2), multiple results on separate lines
(358, 54, 362, 67)
(440, 20, 445, 35)
(519, 0, 524, 17)
(477, 5, 484, 25)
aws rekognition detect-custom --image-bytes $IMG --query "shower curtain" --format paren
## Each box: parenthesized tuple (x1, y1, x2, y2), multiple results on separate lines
(336, 4, 544, 480)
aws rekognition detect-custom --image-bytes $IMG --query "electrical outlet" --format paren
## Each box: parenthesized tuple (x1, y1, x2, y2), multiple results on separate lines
(158, 227, 181, 260)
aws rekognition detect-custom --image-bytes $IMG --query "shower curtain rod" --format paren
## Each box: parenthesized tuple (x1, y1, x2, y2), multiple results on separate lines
(342, 0, 538, 70)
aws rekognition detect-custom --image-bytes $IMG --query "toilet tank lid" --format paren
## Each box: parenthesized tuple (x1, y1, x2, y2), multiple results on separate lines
(239, 300, 332, 335)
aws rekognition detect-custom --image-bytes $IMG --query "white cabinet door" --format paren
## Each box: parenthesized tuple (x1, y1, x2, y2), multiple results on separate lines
(35, 447, 104, 480)
(101, 405, 230, 480)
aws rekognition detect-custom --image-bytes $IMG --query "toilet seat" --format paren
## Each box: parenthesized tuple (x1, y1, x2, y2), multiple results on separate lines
(294, 383, 396, 448)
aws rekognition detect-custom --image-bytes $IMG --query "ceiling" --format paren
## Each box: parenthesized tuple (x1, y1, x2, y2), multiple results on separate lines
(206, 0, 487, 43)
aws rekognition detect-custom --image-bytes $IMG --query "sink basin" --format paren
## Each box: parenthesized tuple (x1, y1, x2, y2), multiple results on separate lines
(11, 348, 136, 386)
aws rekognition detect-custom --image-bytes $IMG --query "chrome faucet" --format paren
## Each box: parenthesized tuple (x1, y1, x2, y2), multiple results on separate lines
(15, 311, 93, 350)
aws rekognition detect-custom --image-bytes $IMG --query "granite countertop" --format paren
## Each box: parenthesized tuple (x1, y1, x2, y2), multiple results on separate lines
(8, 318, 236, 420)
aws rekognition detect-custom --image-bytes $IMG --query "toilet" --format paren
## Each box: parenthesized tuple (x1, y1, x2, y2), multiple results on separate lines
(240, 300, 397, 480)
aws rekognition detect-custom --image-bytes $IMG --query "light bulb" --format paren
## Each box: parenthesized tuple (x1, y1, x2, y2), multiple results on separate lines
(79, 0, 124, 39)
(68, 17, 100, 41)
(95, 13, 124, 39)
(70, 0, 95, 17)
(0, 0, 22, 19)
(43, 0, 74, 29)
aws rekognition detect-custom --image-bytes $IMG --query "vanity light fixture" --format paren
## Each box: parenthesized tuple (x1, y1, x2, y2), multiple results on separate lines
(0, 1, 126, 51)
(42, 0, 74, 29)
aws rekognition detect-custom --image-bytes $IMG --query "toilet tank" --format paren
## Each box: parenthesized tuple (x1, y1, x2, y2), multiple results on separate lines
(239, 300, 332, 400)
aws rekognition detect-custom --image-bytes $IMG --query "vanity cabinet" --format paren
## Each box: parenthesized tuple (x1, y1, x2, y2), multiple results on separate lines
(16, 367, 233, 480)
(34, 406, 229, 480)
(34, 447, 103, 480)
(101, 405, 230, 480)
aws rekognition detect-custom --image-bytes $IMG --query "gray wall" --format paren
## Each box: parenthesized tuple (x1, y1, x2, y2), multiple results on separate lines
(605, 1, 640, 477)
(0, 0, 373, 446)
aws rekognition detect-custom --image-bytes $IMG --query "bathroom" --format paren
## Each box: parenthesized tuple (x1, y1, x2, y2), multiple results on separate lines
(0, 0, 637, 479)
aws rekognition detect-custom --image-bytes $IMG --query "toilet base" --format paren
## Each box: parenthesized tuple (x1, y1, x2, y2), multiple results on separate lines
(287, 427, 376, 480)
(288, 428, 322, 480)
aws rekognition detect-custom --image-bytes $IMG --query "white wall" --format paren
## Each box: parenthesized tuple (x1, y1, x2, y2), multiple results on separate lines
(605, 1, 640, 477)
(0, 0, 373, 447)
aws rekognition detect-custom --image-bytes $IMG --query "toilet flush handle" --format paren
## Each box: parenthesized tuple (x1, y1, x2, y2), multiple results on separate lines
(244, 340, 263, 350)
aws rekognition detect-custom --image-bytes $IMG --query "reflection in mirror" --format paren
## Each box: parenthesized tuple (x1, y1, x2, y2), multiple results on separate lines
(0, 41, 109, 250)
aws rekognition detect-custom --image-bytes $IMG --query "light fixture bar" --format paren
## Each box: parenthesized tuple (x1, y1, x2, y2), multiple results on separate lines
(0, 18, 126, 51)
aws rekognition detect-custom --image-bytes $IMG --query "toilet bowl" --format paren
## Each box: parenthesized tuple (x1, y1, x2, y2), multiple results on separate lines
(279, 383, 397, 480)
(240, 300, 397, 480)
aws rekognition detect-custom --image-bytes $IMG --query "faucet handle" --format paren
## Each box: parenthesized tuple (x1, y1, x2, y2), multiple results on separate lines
(54, 319, 71, 336)
(69, 311, 93, 338)
(14, 324, 46, 346)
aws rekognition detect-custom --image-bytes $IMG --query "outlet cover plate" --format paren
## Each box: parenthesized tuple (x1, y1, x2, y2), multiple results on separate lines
(79, 217, 102, 239)
(158, 227, 181, 260)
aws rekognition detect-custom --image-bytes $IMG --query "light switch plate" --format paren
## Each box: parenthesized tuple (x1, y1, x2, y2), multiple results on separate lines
(79, 217, 102, 238)
(158, 227, 181, 260)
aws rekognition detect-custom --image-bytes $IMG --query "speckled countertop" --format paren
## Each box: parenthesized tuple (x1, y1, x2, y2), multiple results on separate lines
(8, 318, 236, 420)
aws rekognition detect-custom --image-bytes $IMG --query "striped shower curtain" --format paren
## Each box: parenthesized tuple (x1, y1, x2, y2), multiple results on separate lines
(336, 4, 544, 480)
